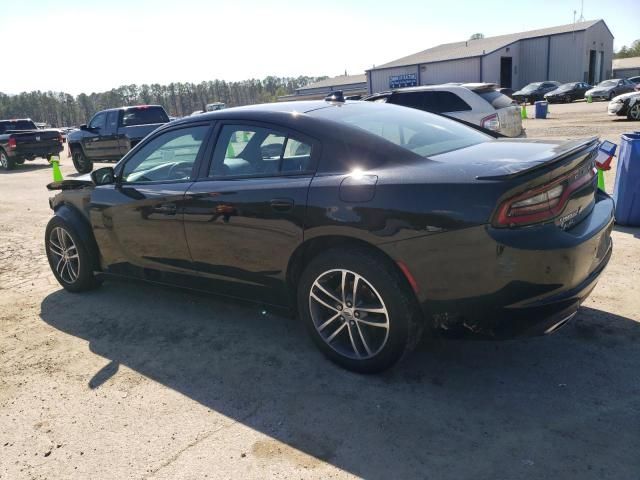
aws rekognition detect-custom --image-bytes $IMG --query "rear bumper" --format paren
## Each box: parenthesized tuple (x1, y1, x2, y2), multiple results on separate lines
(8, 144, 63, 159)
(381, 191, 614, 338)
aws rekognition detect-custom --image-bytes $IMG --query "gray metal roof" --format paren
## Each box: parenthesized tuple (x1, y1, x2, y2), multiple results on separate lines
(613, 56, 640, 70)
(298, 74, 367, 91)
(370, 19, 605, 70)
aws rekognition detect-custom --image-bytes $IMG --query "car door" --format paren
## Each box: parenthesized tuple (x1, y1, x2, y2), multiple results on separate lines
(101, 110, 121, 159)
(182, 122, 319, 304)
(83, 111, 107, 159)
(88, 122, 212, 278)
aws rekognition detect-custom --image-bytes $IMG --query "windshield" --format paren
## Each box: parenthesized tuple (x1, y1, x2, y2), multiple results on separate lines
(597, 80, 617, 88)
(0, 120, 37, 133)
(121, 107, 169, 127)
(310, 102, 490, 157)
(556, 83, 577, 92)
(521, 83, 542, 93)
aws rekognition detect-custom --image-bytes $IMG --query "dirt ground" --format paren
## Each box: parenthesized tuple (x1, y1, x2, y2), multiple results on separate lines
(1, 101, 639, 479)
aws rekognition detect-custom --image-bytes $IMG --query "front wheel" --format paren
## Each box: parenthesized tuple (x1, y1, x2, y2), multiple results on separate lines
(45, 216, 102, 292)
(628, 103, 640, 121)
(72, 148, 93, 174)
(298, 248, 424, 373)
(608, 91, 615, 101)
(0, 150, 16, 170)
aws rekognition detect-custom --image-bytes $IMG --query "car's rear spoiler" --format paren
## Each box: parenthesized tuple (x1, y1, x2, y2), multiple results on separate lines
(476, 137, 599, 180)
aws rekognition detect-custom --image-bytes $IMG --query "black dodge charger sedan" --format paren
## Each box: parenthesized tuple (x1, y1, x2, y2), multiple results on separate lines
(45, 100, 614, 372)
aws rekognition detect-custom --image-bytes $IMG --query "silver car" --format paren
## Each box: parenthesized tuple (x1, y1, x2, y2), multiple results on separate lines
(364, 83, 524, 137)
(585, 78, 636, 101)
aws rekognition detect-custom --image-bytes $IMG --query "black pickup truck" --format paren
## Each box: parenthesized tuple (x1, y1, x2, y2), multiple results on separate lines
(67, 105, 170, 173)
(0, 119, 63, 171)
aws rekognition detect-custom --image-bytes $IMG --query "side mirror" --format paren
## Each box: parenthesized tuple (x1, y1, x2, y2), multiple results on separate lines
(91, 166, 115, 186)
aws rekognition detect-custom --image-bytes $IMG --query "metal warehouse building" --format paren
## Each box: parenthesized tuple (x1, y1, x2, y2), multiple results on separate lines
(612, 56, 640, 78)
(367, 20, 613, 94)
(278, 74, 368, 101)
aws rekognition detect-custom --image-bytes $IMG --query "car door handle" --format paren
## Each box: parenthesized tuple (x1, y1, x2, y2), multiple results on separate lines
(153, 203, 177, 215)
(270, 198, 294, 212)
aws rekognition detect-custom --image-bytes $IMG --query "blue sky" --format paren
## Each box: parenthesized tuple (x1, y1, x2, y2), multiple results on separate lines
(3, 0, 639, 94)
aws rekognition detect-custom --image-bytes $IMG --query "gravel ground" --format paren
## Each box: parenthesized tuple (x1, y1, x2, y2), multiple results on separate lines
(1, 101, 639, 479)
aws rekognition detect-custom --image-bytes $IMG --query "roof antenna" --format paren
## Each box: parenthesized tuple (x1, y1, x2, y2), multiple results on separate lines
(578, 0, 585, 22)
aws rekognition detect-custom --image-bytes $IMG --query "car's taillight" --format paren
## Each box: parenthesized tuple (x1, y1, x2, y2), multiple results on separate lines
(481, 113, 500, 131)
(7, 137, 17, 149)
(494, 166, 597, 227)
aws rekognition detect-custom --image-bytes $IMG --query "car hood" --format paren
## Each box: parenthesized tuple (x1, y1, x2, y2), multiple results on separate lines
(586, 86, 613, 94)
(545, 88, 571, 96)
(512, 89, 537, 96)
(610, 91, 640, 102)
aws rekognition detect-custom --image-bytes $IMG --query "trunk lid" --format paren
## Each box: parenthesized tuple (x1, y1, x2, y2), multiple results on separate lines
(495, 105, 523, 137)
(10, 129, 61, 149)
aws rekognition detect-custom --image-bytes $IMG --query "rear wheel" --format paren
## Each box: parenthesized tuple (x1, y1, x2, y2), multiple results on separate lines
(608, 91, 615, 101)
(628, 103, 640, 121)
(297, 248, 424, 373)
(45, 216, 102, 292)
(0, 150, 16, 170)
(72, 148, 93, 174)
(15, 158, 25, 165)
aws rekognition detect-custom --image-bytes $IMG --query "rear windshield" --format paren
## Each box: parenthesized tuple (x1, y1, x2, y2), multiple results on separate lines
(121, 107, 169, 127)
(310, 102, 490, 157)
(476, 90, 514, 109)
(0, 120, 37, 133)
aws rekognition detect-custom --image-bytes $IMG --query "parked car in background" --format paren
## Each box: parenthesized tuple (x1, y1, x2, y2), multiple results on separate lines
(608, 91, 640, 120)
(629, 76, 640, 91)
(205, 102, 226, 112)
(44, 100, 613, 372)
(67, 105, 170, 174)
(0, 119, 63, 170)
(498, 88, 514, 98)
(544, 82, 592, 103)
(364, 83, 523, 137)
(512, 82, 561, 104)
(585, 79, 636, 101)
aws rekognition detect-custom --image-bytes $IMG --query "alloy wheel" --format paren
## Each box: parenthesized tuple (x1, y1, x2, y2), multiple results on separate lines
(48, 227, 80, 284)
(308, 269, 390, 360)
(629, 104, 640, 120)
(0, 152, 7, 169)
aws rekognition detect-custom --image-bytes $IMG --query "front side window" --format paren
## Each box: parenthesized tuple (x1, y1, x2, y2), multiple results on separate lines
(210, 125, 313, 177)
(89, 112, 106, 130)
(122, 126, 208, 183)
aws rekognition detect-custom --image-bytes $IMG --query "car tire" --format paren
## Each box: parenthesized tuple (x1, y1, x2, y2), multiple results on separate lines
(628, 103, 640, 121)
(297, 247, 424, 373)
(72, 149, 93, 174)
(565, 95, 572, 103)
(0, 150, 16, 170)
(608, 91, 615, 101)
(45, 216, 102, 293)
(15, 158, 25, 165)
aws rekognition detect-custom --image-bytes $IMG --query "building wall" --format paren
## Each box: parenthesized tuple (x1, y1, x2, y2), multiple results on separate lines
(419, 57, 481, 85)
(583, 20, 614, 81)
(481, 42, 521, 88)
(295, 82, 368, 96)
(369, 65, 419, 93)
(548, 31, 585, 83)
(518, 37, 549, 86)
(613, 67, 640, 78)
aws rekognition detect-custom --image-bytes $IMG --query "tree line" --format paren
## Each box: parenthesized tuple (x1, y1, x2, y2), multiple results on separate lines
(0, 76, 326, 127)
(614, 39, 640, 59)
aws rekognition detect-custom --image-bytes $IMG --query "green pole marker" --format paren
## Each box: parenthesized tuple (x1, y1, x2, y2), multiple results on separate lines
(587, 95, 592, 103)
(520, 105, 527, 119)
(597, 169, 605, 191)
(50, 156, 63, 182)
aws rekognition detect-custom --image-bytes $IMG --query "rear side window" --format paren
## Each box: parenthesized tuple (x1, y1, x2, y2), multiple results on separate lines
(390, 91, 471, 113)
(0, 120, 37, 133)
(210, 125, 313, 177)
(121, 107, 169, 127)
(311, 102, 490, 157)
(477, 90, 514, 109)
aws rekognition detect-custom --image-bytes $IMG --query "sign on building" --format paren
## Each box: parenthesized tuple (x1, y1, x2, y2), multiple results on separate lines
(389, 74, 417, 88)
